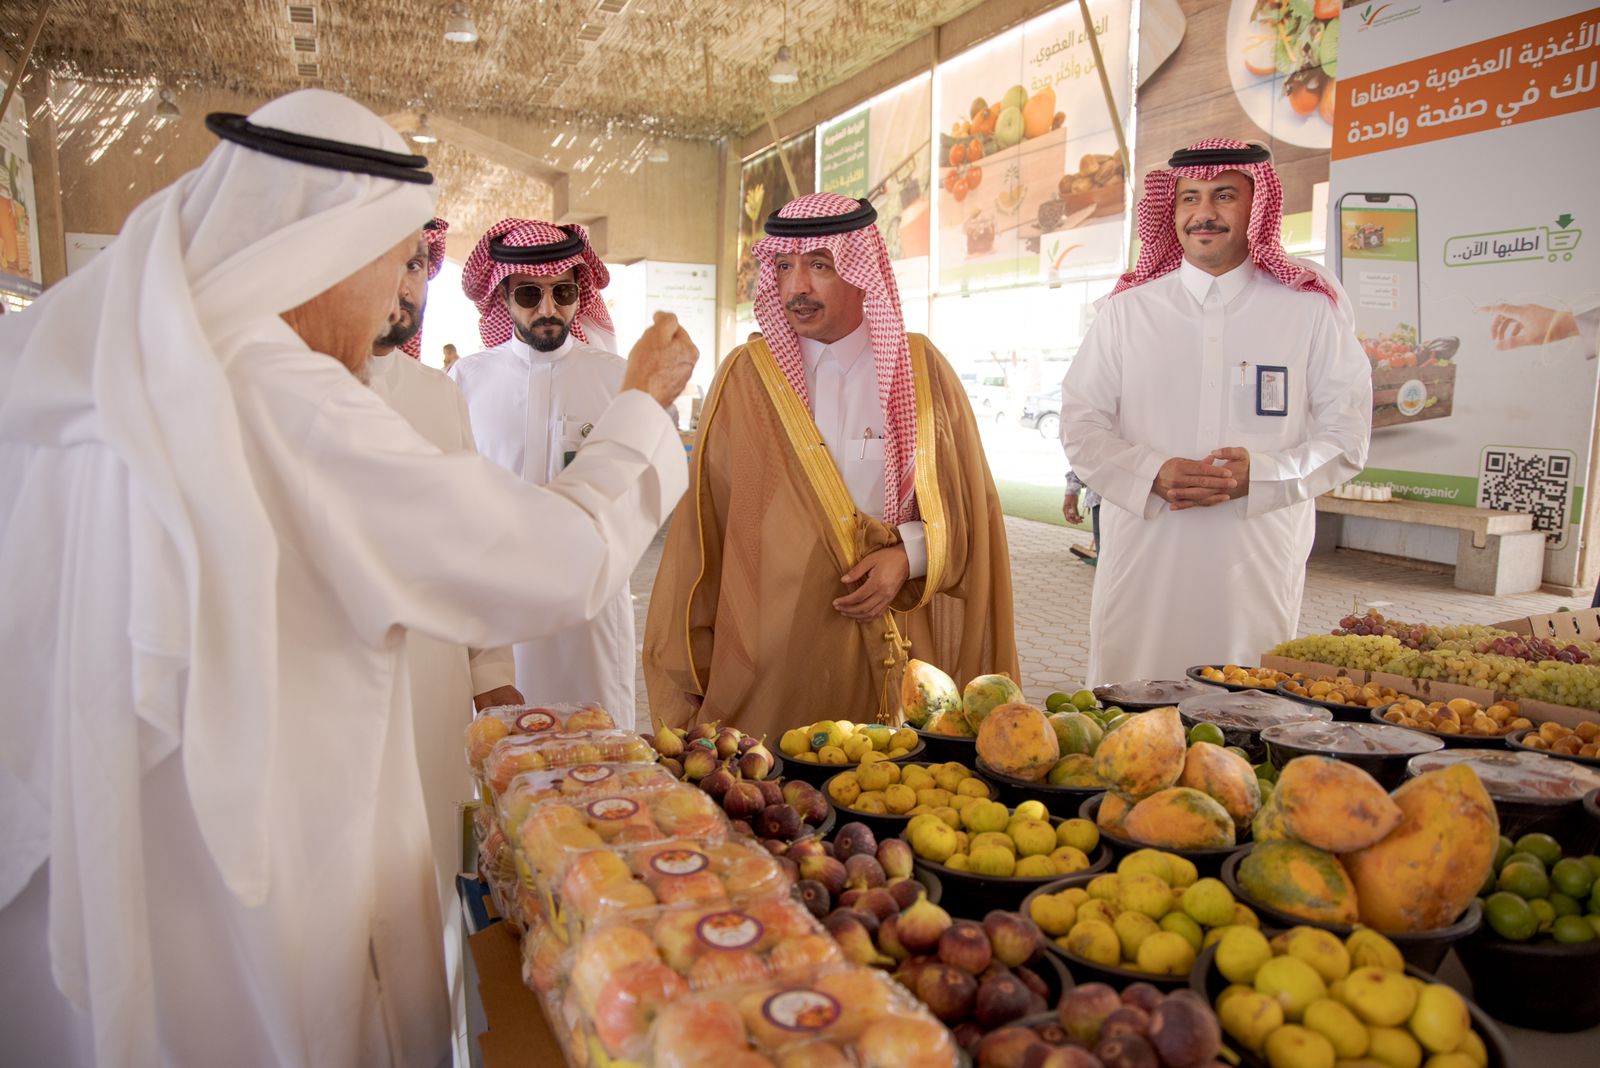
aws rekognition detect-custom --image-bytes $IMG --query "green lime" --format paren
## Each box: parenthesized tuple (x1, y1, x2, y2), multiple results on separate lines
(1188, 723, 1227, 747)
(1494, 836, 1515, 872)
(1224, 745, 1251, 761)
(1045, 692, 1073, 713)
(1071, 689, 1100, 712)
(1589, 881, 1600, 913)
(1588, 916, 1600, 940)
(1514, 833, 1564, 869)
(1254, 762, 1279, 783)
(1497, 862, 1551, 899)
(1103, 714, 1130, 733)
(1581, 855, 1600, 880)
(1530, 898, 1557, 930)
(1552, 857, 1596, 899)
(1550, 892, 1583, 918)
(1484, 891, 1538, 941)
(1552, 915, 1597, 944)
(1479, 868, 1498, 897)
(1504, 851, 1547, 874)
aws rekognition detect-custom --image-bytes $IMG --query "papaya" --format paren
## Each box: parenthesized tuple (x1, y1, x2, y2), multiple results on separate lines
(976, 703, 1061, 782)
(1096, 791, 1132, 833)
(1048, 710, 1103, 756)
(1237, 840, 1359, 925)
(1275, 756, 1400, 853)
(963, 674, 1024, 732)
(1124, 787, 1237, 849)
(1341, 765, 1498, 933)
(926, 709, 976, 738)
(900, 659, 960, 729)
(1178, 742, 1261, 829)
(1093, 706, 1186, 800)
(1251, 791, 1291, 843)
(1022, 85, 1057, 140)
(1046, 753, 1103, 787)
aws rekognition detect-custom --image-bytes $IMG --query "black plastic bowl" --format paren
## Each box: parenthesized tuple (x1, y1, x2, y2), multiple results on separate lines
(1019, 871, 1197, 991)
(1275, 679, 1398, 722)
(1179, 691, 1332, 763)
(905, 821, 1111, 920)
(1217, 850, 1481, 972)
(779, 739, 927, 788)
(1454, 925, 1600, 1032)
(1186, 665, 1291, 694)
(1506, 727, 1600, 768)
(1367, 705, 1510, 749)
(911, 863, 944, 906)
(975, 756, 1107, 818)
(1079, 794, 1249, 879)
(1260, 719, 1441, 791)
(1404, 749, 1600, 849)
(1093, 677, 1222, 712)
(1190, 943, 1514, 1067)
(821, 762, 997, 843)
(911, 725, 978, 764)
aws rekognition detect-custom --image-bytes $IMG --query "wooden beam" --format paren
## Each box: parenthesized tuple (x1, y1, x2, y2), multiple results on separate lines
(21, 67, 64, 286)
(0, 0, 51, 128)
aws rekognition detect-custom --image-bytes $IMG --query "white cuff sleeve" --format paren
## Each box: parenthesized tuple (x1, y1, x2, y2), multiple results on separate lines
(898, 521, 928, 580)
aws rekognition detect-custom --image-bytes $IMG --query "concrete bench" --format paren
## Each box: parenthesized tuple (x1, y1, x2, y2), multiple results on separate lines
(1312, 496, 1544, 596)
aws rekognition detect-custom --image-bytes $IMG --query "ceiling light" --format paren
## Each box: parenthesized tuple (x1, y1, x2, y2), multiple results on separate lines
(768, 45, 799, 85)
(409, 114, 439, 144)
(444, 2, 479, 44)
(154, 88, 182, 122)
(647, 138, 670, 164)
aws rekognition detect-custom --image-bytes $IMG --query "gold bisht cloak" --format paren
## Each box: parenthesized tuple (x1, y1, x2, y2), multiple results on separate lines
(643, 333, 1018, 737)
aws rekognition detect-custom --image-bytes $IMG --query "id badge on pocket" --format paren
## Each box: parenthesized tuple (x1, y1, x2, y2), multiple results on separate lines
(561, 420, 596, 468)
(1255, 366, 1289, 417)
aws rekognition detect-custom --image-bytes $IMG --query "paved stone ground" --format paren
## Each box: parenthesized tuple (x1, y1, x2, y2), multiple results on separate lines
(629, 516, 1588, 725)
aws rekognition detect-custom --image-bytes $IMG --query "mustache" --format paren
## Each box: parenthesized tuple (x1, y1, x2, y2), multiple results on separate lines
(1185, 223, 1229, 234)
(528, 317, 566, 329)
(785, 297, 823, 312)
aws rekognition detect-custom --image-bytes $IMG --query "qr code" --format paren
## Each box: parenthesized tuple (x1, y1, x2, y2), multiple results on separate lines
(1480, 446, 1573, 548)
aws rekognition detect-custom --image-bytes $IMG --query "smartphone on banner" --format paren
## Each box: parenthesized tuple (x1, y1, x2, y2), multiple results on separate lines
(1335, 192, 1421, 353)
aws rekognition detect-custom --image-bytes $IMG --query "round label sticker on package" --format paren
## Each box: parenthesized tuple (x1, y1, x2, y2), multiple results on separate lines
(551, 730, 590, 740)
(762, 989, 841, 1033)
(1397, 379, 1428, 417)
(515, 710, 558, 733)
(568, 764, 614, 784)
(649, 849, 710, 876)
(585, 797, 639, 821)
(696, 911, 764, 950)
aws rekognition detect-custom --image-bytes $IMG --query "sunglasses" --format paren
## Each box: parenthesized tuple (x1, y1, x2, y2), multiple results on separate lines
(508, 281, 581, 309)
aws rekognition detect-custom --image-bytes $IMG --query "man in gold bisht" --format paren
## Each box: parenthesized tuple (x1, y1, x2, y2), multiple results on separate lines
(645, 192, 1017, 735)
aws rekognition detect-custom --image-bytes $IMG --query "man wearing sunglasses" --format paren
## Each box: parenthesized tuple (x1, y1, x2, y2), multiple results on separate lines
(452, 219, 637, 727)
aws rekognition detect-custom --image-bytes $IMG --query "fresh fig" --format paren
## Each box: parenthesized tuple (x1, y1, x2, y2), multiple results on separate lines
(886, 876, 923, 911)
(843, 853, 886, 890)
(652, 724, 685, 758)
(681, 746, 718, 781)
(722, 780, 765, 821)
(739, 743, 775, 781)
(896, 895, 952, 954)
(833, 822, 878, 861)
(877, 839, 914, 880)
(756, 803, 803, 840)
(797, 878, 831, 918)
(700, 764, 737, 801)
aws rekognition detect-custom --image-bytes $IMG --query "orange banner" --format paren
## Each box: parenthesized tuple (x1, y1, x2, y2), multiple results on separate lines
(1333, 8, 1600, 160)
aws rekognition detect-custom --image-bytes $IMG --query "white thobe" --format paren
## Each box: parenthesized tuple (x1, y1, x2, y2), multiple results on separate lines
(796, 320, 927, 577)
(0, 321, 684, 1066)
(450, 335, 637, 725)
(1062, 259, 1371, 684)
(366, 350, 516, 1062)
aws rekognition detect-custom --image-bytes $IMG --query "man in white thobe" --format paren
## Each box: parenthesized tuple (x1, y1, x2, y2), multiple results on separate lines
(0, 91, 697, 1067)
(1062, 138, 1371, 684)
(367, 215, 520, 1065)
(452, 219, 635, 725)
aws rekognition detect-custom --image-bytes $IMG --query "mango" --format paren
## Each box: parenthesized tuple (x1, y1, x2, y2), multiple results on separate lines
(1048, 710, 1103, 756)
(1046, 753, 1104, 787)
(1237, 841, 1359, 925)
(976, 703, 1060, 782)
(900, 659, 960, 729)
(1097, 791, 1132, 834)
(1124, 787, 1237, 849)
(1276, 757, 1401, 853)
(1341, 765, 1498, 933)
(1252, 791, 1291, 843)
(963, 673, 1024, 732)
(1179, 742, 1262, 829)
(1093, 706, 1187, 800)
(926, 709, 975, 738)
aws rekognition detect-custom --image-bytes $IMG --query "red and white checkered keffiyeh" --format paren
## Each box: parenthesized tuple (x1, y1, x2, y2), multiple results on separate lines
(1111, 138, 1339, 306)
(752, 192, 918, 526)
(461, 218, 613, 349)
(400, 216, 448, 359)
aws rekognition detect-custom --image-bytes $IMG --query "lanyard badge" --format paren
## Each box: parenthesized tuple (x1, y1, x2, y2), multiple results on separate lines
(1255, 366, 1289, 416)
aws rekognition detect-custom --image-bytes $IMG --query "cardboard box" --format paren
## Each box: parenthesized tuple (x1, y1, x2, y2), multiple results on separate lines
(469, 920, 565, 1068)
(1493, 608, 1600, 642)
(1259, 656, 1369, 683)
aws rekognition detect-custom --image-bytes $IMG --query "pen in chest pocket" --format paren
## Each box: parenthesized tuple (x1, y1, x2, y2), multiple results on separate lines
(859, 426, 875, 459)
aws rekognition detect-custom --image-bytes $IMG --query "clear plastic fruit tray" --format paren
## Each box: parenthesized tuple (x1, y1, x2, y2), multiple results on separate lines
(540, 898, 848, 1064)
(481, 728, 658, 794)
(509, 782, 727, 889)
(464, 702, 616, 776)
(530, 834, 792, 947)
(497, 762, 680, 837)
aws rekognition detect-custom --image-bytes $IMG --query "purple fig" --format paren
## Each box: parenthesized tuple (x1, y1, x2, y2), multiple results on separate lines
(833, 822, 878, 861)
(877, 914, 909, 961)
(658, 756, 683, 778)
(739, 744, 775, 781)
(844, 853, 886, 891)
(984, 910, 1042, 968)
(775, 856, 799, 885)
(975, 972, 1033, 1031)
(896, 895, 952, 955)
(686, 722, 718, 742)
(788, 838, 827, 863)
(714, 727, 742, 759)
(722, 780, 765, 821)
(652, 724, 685, 758)
(796, 879, 830, 918)
(824, 910, 890, 966)
(762, 838, 788, 857)
(681, 746, 718, 781)
(700, 764, 737, 801)
(938, 920, 993, 975)
(886, 876, 923, 911)
(754, 778, 785, 807)
(799, 854, 846, 897)
(756, 803, 803, 840)
(877, 838, 915, 880)
(857, 886, 900, 923)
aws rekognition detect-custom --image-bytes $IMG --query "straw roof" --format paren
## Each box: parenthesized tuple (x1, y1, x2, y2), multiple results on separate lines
(3, 0, 985, 139)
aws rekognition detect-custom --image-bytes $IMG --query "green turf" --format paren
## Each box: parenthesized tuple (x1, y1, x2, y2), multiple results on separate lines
(994, 477, 1091, 532)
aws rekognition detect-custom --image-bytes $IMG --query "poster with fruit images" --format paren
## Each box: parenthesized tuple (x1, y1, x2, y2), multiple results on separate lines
(0, 91, 42, 299)
(735, 133, 817, 331)
(816, 74, 933, 330)
(1329, 0, 1600, 585)
(934, 0, 1133, 293)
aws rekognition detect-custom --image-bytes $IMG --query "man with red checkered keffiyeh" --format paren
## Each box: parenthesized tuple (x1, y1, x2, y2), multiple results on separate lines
(645, 192, 1018, 737)
(450, 218, 638, 725)
(1062, 139, 1371, 684)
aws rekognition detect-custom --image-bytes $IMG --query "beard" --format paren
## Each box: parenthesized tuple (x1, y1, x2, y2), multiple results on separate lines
(516, 315, 572, 352)
(374, 296, 424, 348)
